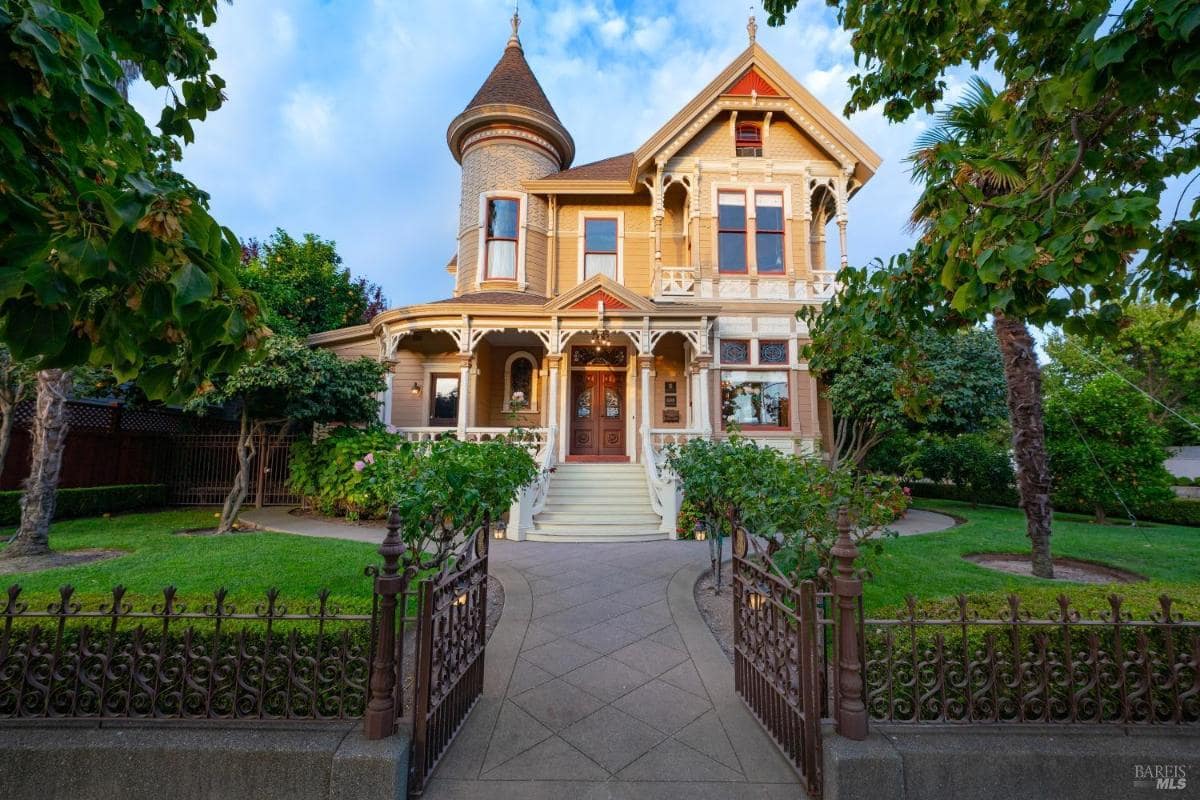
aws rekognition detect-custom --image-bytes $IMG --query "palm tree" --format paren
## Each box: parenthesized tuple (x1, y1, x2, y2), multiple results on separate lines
(905, 77, 1056, 579)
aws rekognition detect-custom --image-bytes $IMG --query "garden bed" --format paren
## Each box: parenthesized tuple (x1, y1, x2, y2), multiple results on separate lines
(694, 563, 734, 664)
(0, 548, 126, 576)
(962, 553, 1144, 584)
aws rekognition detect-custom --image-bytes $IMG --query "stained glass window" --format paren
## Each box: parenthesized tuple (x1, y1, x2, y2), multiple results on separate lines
(720, 339, 750, 364)
(576, 387, 592, 418)
(758, 340, 788, 364)
(605, 388, 620, 418)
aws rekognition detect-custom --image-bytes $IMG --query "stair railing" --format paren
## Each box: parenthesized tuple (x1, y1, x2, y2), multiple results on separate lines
(641, 427, 680, 538)
(508, 425, 557, 539)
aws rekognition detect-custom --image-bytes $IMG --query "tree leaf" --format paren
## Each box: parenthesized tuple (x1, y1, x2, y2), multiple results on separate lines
(170, 262, 213, 307)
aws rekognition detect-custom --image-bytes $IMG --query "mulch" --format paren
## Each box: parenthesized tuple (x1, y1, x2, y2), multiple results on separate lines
(694, 562, 735, 664)
(963, 553, 1145, 584)
(0, 548, 126, 576)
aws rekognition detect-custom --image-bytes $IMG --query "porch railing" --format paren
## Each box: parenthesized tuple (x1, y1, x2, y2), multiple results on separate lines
(655, 267, 841, 299)
(394, 427, 547, 454)
(508, 426, 557, 537)
(659, 266, 698, 297)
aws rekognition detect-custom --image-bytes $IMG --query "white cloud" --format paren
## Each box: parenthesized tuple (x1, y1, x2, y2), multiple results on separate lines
(281, 86, 336, 153)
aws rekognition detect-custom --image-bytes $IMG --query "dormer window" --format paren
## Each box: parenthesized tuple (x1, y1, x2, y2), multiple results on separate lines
(735, 123, 763, 157)
(485, 198, 519, 280)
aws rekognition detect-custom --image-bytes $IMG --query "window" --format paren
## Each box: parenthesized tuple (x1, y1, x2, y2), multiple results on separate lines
(721, 370, 790, 429)
(758, 340, 789, 365)
(735, 123, 763, 157)
(755, 192, 785, 273)
(504, 352, 538, 412)
(429, 374, 460, 426)
(720, 339, 750, 364)
(718, 192, 747, 273)
(584, 218, 618, 280)
(485, 198, 519, 279)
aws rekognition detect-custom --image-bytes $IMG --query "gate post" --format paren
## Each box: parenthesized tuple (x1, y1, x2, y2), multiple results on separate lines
(365, 508, 406, 739)
(830, 507, 868, 740)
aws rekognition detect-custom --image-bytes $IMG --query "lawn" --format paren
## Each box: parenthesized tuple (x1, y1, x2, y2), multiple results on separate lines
(0, 509, 381, 613)
(863, 499, 1200, 619)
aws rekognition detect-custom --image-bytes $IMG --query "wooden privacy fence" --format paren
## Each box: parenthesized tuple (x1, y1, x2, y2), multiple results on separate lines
(732, 508, 1200, 797)
(0, 399, 300, 507)
(0, 512, 491, 798)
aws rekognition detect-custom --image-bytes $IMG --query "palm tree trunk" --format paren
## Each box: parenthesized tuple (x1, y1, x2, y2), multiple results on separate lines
(2, 369, 72, 559)
(993, 314, 1054, 578)
(217, 409, 257, 534)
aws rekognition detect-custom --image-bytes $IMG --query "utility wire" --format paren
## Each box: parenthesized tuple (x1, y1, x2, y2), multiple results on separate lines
(1062, 405, 1138, 527)
(1064, 339, 1200, 434)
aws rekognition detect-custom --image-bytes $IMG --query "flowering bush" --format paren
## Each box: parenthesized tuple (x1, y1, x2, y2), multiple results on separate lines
(288, 426, 406, 518)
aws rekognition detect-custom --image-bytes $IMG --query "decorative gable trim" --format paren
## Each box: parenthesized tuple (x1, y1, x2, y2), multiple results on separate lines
(726, 68, 781, 97)
(569, 290, 631, 311)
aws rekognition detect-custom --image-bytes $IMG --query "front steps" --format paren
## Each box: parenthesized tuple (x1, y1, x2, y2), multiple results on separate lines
(528, 463, 668, 542)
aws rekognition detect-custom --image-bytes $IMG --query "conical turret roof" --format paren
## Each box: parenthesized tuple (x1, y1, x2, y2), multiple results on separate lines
(464, 38, 561, 123)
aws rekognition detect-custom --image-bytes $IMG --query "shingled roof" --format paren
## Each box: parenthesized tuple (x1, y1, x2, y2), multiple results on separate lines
(539, 152, 634, 182)
(463, 38, 561, 123)
(427, 291, 547, 307)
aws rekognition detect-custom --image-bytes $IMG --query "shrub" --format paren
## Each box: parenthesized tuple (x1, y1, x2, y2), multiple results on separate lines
(288, 426, 406, 518)
(0, 484, 167, 527)
(907, 432, 1014, 502)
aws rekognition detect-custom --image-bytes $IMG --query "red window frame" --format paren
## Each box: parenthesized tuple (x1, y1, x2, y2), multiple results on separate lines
(717, 191, 748, 274)
(754, 191, 785, 274)
(484, 197, 519, 281)
(735, 123, 762, 147)
(583, 217, 619, 279)
(719, 370, 791, 431)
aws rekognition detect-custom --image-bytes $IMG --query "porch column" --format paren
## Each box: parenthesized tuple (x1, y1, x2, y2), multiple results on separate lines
(545, 353, 562, 432)
(696, 355, 713, 435)
(638, 354, 654, 442)
(835, 172, 850, 269)
(378, 371, 393, 426)
(456, 353, 471, 439)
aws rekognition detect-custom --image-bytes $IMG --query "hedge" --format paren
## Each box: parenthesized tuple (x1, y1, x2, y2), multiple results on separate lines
(0, 484, 168, 527)
(906, 481, 1200, 527)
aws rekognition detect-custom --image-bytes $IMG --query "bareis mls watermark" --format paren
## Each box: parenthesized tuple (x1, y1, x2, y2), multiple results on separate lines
(1133, 764, 1189, 791)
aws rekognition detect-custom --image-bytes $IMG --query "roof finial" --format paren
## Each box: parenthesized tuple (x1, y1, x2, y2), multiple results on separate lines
(747, 8, 758, 44)
(508, 4, 522, 49)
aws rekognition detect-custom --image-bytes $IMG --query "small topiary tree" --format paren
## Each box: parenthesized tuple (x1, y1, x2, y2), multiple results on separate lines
(1045, 374, 1174, 524)
(191, 336, 386, 533)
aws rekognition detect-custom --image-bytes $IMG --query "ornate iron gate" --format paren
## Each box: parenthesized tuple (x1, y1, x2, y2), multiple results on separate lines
(409, 527, 490, 794)
(732, 526, 824, 797)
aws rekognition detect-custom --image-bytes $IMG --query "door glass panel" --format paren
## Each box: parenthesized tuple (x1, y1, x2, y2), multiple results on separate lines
(576, 385, 592, 417)
(604, 388, 620, 417)
(430, 375, 459, 424)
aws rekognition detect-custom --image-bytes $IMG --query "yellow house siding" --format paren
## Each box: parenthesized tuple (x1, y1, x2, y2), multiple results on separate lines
(552, 195, 654, 296)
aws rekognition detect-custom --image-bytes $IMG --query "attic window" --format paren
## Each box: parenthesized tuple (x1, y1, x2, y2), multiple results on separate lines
(735, 123, 763, 157)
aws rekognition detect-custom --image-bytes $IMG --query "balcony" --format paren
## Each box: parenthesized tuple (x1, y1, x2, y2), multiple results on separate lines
(655, 267, 839, 301)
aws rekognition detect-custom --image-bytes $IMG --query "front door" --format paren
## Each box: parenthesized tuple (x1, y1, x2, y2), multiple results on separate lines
(570, 370, 625, 457)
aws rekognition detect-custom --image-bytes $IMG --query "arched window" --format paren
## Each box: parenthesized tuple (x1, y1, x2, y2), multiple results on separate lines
(503, 351, 539, 413)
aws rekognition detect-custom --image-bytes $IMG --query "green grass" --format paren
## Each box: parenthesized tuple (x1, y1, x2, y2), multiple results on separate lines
(1, 509, 380, 613)
(863, 500, 1200, 619)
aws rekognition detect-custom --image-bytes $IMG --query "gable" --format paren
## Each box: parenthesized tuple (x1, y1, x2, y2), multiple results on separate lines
(569, 289, 631, 311)
(725, 68, 781, 97)
(544, 274, 657, 313)
(674, 113, 833, 163)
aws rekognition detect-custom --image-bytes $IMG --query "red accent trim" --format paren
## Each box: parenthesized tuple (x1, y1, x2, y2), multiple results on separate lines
(569, 290, 631, 310)
(727, 68, 782, 97)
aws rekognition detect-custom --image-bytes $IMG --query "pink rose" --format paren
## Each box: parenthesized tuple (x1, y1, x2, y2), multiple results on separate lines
(364, 452, 375, 465)
(353, 460, 366, 472)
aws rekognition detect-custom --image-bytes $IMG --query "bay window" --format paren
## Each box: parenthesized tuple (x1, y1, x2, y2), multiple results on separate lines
(485, 198, 519, 280)
(721, 370, 789, 429)
(584, 218, 618, 280)
(755, 192, 785, 273)
(718, 191, 747, 273)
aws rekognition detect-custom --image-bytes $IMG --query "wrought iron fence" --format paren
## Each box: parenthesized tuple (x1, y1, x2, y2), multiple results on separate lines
(167, 431, 300, 507)
(862, 593, 1200, 725)
(0, 584, 372, 721)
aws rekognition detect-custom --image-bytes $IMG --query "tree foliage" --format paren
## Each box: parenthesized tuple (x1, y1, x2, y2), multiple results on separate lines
(0, 345, 34, 469)
(1045, 373, 1175, 523)
(0, 1, 264, 400)
(819, 327, 1006, 467)
(1046, 304, 1200, 444)
(238, 230, 387, 339)
(357, 435, 538, 569)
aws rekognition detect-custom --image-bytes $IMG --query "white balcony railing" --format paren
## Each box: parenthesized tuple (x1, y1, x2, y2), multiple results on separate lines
(659, 266, 698, 297)
(394, 426, 548, 454)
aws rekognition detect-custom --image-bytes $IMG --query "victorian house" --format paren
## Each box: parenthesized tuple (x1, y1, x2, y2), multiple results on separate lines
(311, 15, 880, 541)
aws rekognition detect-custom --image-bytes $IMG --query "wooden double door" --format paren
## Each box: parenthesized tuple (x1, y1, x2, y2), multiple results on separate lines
(570, 370, 626, 457)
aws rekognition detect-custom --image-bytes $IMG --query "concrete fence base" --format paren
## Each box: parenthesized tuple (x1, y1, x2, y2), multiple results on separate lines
(0, 721, 409, 800)
(824, 724, 1199, 800)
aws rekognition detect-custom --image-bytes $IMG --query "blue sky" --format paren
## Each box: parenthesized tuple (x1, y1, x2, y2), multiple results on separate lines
(130, 1, 957, 308)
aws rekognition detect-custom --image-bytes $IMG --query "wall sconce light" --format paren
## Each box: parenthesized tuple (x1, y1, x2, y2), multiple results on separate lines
(493, 520, 507, 540)
(746, 591, 767, 611)
(410, 382, 421, 396)
(694, 521, 707, 541)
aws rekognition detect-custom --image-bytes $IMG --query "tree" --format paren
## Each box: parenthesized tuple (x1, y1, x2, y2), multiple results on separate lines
(192, 337, 386, 534)
(238, 230, 387, 338)
(0, 2, 262, 558)
(769, 1, 1200, 581)
(1046, 305, 1200, 445)
(0, 347, 34, 473)
(1045, 374, 1174, 524)
(819, 327, 1006, 468)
